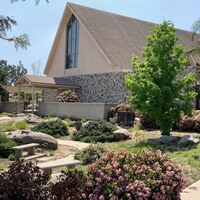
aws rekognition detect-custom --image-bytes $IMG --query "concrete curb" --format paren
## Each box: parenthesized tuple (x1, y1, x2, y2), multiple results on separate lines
(181, 180, 200, 200)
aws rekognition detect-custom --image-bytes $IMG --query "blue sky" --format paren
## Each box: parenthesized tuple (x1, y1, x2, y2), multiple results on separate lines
(1, 0, 200, 74)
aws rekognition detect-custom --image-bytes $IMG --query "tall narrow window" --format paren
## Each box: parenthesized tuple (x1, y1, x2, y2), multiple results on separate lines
(66, 14, 79, 69)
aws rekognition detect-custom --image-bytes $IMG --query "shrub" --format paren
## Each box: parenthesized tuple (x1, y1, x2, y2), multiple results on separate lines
(74, 144, 107, 165)
(64, 118, 74, 127)
(108, 103, 135, 119)
(57, 89, 77, 102)
(72, 121, 117, 143)
(32, 119, 69, 138)
(176, 115, 195, 131)
(176, 110, 200, 132)
(46, 170, 86, 199)
(0, 133, 15, 158)
(140, 115, 159, 129)
(0, 112, 13, 117)
(84, 149, 185, 200)
(193, 112, 200, 132)
(0, 161, 49, 200)
(15, 121, 27, 130)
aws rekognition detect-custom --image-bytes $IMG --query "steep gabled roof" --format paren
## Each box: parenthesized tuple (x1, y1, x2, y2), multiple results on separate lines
(44, 2, 199, 74)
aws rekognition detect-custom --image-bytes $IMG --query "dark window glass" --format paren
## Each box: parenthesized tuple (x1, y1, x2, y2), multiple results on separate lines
(66, 14, 79, 69)
(71, 39, 75, 53)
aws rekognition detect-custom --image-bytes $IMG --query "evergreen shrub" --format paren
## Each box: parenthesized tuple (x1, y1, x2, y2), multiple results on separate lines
(72, 121, 117, 143)
(32, 119, 69, 138)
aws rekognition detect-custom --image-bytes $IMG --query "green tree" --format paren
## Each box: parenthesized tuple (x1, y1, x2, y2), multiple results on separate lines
(0, 16, 30, 50)
(188, 18, 200, 55)
(0, 60, 27, 86)
(125, 21, 197, 135)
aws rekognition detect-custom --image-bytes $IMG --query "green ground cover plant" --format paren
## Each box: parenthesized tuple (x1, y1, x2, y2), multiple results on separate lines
(0, 163, 6, 171)
(64, 118, 74, 127)
(0, 133, 15, 158)
(72, 120, 117, 143)
(74, 144, 107, 165)
(0, 112, 13, 117)
(0, 120, 28, 132)
(15, 121, 27, 130)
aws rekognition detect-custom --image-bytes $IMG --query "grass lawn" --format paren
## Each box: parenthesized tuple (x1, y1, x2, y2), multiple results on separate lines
(103, 129, 200, 187)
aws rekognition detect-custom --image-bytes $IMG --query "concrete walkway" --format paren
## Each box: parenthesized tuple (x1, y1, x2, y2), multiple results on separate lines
(56, 139, 90, 150)
(181, 180, 200, 200)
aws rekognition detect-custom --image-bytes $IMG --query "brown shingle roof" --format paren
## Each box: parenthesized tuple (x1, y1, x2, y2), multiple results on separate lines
(68, 2, 200, 68)
(15, 75, 80, 88)
(44, 3, 200, 74)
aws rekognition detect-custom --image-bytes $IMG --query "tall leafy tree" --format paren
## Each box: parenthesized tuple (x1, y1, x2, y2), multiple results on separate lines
(125, 21, 197, 135)
(0, 60, 27, 86)
(0, 16, 30, 50)
(188, 18, 200, 55)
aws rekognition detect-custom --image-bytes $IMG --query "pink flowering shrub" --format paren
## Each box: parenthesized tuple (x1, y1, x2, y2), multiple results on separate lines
(176, 110, 200, 132)
(140, 115, 159, 129)
(176, 115, 195, 131)
(84, 149, 184, 200)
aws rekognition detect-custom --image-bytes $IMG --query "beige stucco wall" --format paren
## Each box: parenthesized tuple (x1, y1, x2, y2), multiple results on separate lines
(47, 26, 66, 77)
(47, 14, 122, 77)
(64, 24, 121, 76)
(38, 102, 117, 120)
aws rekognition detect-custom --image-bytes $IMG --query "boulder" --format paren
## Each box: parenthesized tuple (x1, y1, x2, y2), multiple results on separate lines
(73, 121, 82, 131)
(147, 138, 160, 145)
(159, 135, 181, 145)
(113, 129, 131, 140)
(178, 135, 199, 147)
(26, 113, 42, 124)
(5, 130, 58, 150)
(109, 116, 117, 124)
(82, 121, 92, 127)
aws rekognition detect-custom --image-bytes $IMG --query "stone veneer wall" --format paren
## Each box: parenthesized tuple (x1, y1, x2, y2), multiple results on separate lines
(65, 72, 129, 103)
(42, 66, 197, 103)
(42, 88, 59, 102)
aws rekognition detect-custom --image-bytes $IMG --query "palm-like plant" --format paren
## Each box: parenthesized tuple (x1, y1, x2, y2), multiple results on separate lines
(188, 18, 200, 55)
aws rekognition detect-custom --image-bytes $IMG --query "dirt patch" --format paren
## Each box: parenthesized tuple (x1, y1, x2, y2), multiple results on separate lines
(53, 144, 77, 159)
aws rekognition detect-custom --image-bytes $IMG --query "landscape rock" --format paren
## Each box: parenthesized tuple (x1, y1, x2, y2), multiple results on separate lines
(134, 117, 141, 126)
(14, 113, 26, 117)
(26, 113, 42, 124)
(159, 135, 181, 145)
(5, 130, 58, 150)
(82, 121, 93, 127)
(166, 145, 178, 151)
(178, 135, 199, 147)
(109, 116, 117, 124)
(113, 129, 131, 140)
(73, 121, 82, 130)
(147, 138, 160, 145)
